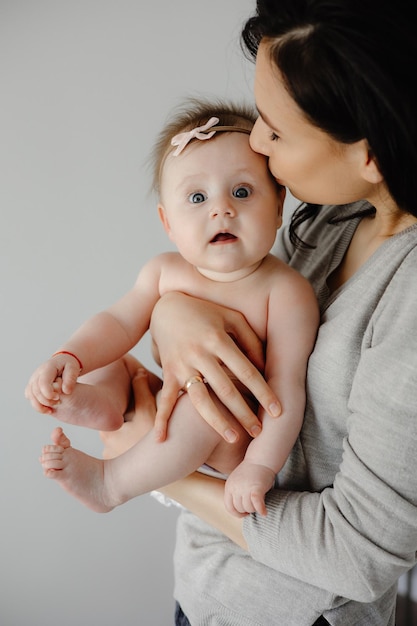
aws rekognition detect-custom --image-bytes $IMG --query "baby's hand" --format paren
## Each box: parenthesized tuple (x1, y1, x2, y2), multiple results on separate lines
(224, 460, 276, 518)
(25, 353, 82, 414)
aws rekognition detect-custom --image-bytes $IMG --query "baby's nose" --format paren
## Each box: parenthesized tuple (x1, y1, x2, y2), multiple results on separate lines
(209, 200, 236, 218)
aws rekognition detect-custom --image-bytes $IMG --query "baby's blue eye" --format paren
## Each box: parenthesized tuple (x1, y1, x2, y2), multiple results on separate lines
(233, 186, 250, 199)
(189, 192, 206, 204)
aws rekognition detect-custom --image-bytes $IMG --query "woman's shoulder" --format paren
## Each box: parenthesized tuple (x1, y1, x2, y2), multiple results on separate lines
(383, 227, 417, 291)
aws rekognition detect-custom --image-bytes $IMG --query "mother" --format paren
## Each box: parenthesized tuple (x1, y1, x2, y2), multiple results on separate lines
(102, 1, 417, 624)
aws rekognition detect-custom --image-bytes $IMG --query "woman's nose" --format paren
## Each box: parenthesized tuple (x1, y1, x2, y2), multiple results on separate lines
(250, 117, 269, 157)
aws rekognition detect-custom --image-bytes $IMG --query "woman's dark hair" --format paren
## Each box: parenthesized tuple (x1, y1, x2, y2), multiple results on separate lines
(241, 0, 417, 243)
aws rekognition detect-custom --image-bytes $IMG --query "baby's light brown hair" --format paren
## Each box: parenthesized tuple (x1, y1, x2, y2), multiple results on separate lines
(151, 97, 257, 194)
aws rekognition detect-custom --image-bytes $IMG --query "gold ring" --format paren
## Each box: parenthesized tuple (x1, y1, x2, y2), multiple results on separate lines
(183, 374, 205, 391)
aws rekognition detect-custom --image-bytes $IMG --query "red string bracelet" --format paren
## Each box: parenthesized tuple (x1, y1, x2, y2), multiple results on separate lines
(51, 350, 83, 372)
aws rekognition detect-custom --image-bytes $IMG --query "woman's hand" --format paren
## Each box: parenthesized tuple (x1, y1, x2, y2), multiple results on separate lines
(150, 292, 281, 443)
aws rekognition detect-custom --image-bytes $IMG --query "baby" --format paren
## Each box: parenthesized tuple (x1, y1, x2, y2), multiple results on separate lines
(26, 98, 318, 517)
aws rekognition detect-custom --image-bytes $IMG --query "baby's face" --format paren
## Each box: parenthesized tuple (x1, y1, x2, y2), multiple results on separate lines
(158, 132, 285, 280)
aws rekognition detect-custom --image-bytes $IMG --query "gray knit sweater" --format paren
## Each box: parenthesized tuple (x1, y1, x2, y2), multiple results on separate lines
(173, 201, 417, 626)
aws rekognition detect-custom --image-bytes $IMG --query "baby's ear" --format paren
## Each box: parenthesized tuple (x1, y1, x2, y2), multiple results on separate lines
(157, 204, 172, 237)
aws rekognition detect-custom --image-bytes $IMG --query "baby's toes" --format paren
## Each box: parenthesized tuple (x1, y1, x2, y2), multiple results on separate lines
(39, 445, 64, 469)
(50, 426, 71, 448)
(41, 444, 63, 456)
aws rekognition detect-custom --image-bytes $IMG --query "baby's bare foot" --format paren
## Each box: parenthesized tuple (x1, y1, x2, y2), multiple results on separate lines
(51, 381, 124, 431)
(40, 427, 114, 512)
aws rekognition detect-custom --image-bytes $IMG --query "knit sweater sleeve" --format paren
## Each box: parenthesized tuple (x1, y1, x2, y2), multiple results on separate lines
(244, 236, 417, 603)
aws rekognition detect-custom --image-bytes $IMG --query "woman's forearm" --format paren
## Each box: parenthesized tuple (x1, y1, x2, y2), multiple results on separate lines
(160, 472, 248, 550)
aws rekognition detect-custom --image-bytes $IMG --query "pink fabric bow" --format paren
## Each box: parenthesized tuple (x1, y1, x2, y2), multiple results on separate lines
(171, 117, 220, 156)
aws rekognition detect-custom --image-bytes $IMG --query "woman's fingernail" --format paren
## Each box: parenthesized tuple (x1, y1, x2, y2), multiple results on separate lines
(269, 402, 281, 417)
(225, 429, 238, 443)
(251, 425, 262, 437)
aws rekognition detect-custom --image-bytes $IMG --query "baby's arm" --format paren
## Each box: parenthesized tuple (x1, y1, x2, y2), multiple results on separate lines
(25, 257, 163, 415)
(224, 270, 319, 517)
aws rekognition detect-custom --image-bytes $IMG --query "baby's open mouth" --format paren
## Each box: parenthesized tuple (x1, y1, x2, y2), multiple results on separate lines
(210, 232, 237, 243)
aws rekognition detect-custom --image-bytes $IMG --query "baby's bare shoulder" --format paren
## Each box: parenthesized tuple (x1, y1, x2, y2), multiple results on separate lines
(262, 255, 317, 305)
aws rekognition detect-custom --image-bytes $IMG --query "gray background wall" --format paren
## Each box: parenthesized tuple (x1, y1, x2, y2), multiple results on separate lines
(1, 2, 259, 625)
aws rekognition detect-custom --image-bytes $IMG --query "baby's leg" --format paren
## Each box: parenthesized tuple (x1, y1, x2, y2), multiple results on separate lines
(40, 387, 250, 512)
(52, 354, 161, 431)
(40, 427, 113, 512)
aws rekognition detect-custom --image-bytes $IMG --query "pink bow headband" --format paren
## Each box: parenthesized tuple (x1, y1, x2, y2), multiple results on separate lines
(171, 116, 251, 156)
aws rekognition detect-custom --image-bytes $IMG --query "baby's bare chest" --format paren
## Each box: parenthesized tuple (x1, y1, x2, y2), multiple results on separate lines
(159, 263, 274, 341)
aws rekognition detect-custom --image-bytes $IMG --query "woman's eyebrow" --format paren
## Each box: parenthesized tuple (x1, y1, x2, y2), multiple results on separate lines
(256, 105, 281, 133)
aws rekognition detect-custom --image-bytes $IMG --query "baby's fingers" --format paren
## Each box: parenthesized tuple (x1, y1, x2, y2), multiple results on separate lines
(60, 363, 81, 394)
(27, 364, 62, 406)
(27, 394, 56, 415)
(251, 492, 267, 517)
(25, 379, 59, 413)
(224, 491, 249, 518)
